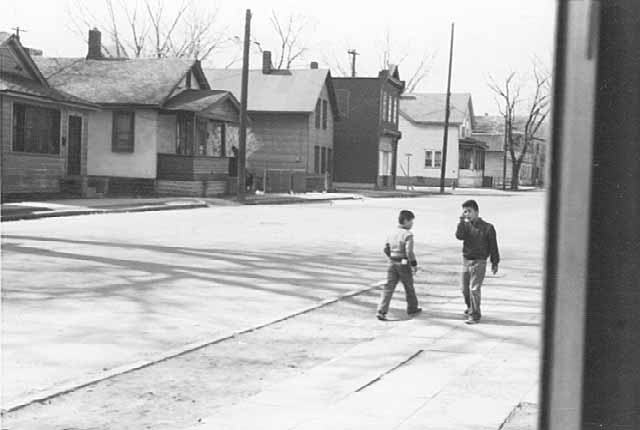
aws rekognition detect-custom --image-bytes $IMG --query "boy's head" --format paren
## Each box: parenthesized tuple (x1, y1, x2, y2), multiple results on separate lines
(398, 210, 415, 229)
(462, 200, 479, 221)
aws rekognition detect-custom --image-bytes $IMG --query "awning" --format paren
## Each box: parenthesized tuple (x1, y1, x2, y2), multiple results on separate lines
(163, 89, 241, 123)
(459, 137, 489, 150)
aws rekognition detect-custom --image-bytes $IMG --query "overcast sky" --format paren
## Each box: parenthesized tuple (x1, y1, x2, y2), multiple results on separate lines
(1, 0, 556, 115)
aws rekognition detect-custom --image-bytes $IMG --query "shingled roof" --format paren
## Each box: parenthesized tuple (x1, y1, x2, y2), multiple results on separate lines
(472, 115, 548, 151)
(1, 32, 96, 107)
(34, 57, 207, 106)
(399, 93, 473, 125)
(205, 68, 338, 116)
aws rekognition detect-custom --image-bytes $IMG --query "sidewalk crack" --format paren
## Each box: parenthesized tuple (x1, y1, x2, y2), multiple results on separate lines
(354, 349, 424, 393)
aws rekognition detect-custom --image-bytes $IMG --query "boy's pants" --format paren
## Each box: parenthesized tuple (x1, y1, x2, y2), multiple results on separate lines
(461, 258, 487, 320)
(377, 262, 419, 315)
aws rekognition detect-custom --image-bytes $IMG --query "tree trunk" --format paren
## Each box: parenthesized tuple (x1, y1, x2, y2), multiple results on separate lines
(511, 160, 521, 190)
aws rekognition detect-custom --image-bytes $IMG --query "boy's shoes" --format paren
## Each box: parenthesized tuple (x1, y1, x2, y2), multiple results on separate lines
(465, 317, 480, 325)
(408, 308, 423, 316)
(464, 308, 471, 316)
(376, 313, 387, 321)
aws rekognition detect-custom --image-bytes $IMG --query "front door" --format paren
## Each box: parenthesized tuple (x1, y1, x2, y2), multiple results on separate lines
(68, 115, 82, 175)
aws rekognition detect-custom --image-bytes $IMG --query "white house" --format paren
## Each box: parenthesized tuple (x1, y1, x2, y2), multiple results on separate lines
(397, 93, 488, 187)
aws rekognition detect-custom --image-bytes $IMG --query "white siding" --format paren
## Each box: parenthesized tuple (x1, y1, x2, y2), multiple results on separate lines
(396, 115, 459, 180)
(87, 109, 158, 178)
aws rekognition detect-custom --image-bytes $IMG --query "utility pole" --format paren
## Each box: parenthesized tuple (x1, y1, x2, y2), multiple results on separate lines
(11, 26, 26, 41)
(405, 153, 412, 190)
(439, 23, 455, 193)
(502, 114, 508, 190)
(237, 9, 251, 200)
(347, 49, 359, 77)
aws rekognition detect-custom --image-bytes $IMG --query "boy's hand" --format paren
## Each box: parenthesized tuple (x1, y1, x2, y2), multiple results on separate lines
(412, 266, 419, 274)
(491, 263, 499, 274)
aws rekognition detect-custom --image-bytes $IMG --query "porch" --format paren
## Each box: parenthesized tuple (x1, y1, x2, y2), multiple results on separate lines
(156, 89, 242, 195)
(458, 138, 488, 188)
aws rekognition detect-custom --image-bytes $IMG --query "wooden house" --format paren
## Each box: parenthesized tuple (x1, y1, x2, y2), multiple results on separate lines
(1, 31, 97, 200)
(332, 66, 405, 189)
(206, 52, 339, 193)
(34, 29, 241, 197)
(397, 93, 488, 188)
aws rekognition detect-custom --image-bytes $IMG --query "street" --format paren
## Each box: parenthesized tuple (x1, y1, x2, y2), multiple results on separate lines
(1, 192, 544, 429)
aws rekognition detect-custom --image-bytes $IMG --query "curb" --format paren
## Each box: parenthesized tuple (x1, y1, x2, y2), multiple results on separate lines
(0, 203, 209, 222)
(2, 280, 385, 414)
(239, 196, 362, 205)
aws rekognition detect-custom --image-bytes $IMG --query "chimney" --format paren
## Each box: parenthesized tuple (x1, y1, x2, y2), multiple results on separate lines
(87, 28, 102, 60)
(262, 51, 272, 74)
(310, 61, 319, 69)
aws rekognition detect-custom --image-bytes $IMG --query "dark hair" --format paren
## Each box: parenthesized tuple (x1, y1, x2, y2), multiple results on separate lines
(398, 210, 415, 224)
(462, 200, 479, 212)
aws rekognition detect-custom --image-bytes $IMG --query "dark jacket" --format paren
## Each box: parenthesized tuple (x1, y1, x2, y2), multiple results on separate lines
(455, 217, 500, 265)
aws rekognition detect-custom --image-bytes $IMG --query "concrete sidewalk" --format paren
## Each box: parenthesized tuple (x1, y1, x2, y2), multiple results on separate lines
(185, 289, 540, 430)
(1, 193, 362, 222)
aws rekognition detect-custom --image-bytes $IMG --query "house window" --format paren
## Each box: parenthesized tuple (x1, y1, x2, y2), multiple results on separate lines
(424, 150, 442, 168)
(321, 147, 328, 173)
(112, 111, 135, 152)
(434, 150, 442, 167)
(425, 151, 433, 168)
(381, 90, 388, 123)
(322, 100, 328, 130)
(459, 148, 473, 169)
(390, 95, 395, 124)
(12, 103, 61, 154)
(314, 145, 321, 174)
(315, 99, 321, 129)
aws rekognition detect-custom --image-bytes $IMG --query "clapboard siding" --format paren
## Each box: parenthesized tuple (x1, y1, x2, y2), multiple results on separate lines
(157, 153, 229, 180)
(248, 113, 309, 172)
(1, 94, 82, 194)
(156, 180, 227, 196)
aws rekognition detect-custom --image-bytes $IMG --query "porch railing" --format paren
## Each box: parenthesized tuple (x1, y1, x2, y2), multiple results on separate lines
(157, 153, 230, 181)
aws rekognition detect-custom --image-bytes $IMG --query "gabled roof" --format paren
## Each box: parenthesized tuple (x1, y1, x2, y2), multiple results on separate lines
(163, 89, 238, 112)
(472, 115, 547, 151)
(399, 93, 473, 125)
(205, 68, 339, 117)
(1, 32, 96, 108)
(473, 114, 529, 134)
(34, 57, 209, 106)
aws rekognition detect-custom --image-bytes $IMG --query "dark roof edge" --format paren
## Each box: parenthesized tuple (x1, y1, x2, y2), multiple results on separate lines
(1, 90, 100, 110)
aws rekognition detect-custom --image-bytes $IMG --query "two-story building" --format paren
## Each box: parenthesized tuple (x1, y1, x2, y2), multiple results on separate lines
(397, 93, 487, 187)
(332, 66, 405, 189)
(472, 114, 546, 188)
(206, 52, 339, 193)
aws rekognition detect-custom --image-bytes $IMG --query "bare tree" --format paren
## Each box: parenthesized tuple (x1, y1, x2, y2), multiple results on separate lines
(378, 29, 434, 93)
(252, 11, 308, 70)
(67, 0, 226, 61)
(489, 66, 550, 190)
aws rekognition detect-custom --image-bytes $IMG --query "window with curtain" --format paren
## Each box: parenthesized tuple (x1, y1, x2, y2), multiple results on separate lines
(112, 111, 135, 152)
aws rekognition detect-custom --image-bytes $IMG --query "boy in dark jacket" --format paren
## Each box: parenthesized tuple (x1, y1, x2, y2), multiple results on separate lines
(376, 210, 422, 321)
(455, 200, 500, 324)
